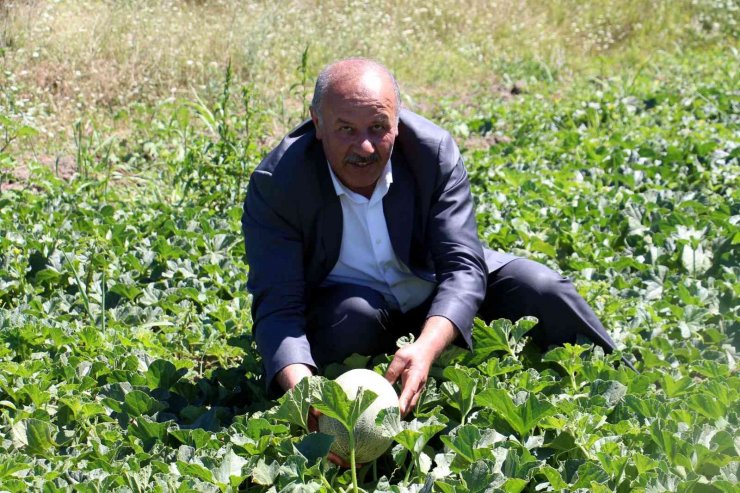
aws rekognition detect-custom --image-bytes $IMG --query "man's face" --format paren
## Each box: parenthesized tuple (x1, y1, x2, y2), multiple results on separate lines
(311, 71, 399, 198)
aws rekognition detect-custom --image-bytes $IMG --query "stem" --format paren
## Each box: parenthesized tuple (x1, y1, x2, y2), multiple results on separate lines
(403, 450, 420, 486)
(319, 471, 333, 491)
(62, 251, 92, 322)
(349, 430, 358, 493)
(101, 270, 106, 332)
(403, 455, 415, 486)
(570, 371, 578, 393)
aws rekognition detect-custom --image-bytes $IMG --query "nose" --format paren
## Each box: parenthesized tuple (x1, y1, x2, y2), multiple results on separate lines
(354, 133, 375, 156)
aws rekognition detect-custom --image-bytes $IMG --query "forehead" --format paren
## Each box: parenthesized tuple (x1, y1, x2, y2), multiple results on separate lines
(326, 99, 394, 124)
(322, 70, 397, 121)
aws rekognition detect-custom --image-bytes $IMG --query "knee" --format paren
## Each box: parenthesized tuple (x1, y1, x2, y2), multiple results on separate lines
(507, 259, 569, 301)
(309, 294, 390, 368)
(334, 295, 385, 330)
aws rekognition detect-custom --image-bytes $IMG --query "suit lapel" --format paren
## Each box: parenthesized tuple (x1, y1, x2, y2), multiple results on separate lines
(384, 153, 414, 266)
(313, 147, 343, 273)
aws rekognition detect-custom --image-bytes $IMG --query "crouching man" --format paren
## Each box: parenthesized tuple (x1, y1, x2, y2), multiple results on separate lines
(241, 58, 621, 417)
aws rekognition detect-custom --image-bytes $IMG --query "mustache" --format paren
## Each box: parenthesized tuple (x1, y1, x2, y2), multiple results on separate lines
(344, 152, 380, 166)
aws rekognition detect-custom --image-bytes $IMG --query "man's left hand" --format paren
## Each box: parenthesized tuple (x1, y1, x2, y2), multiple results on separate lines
(385, 316, 458, 416)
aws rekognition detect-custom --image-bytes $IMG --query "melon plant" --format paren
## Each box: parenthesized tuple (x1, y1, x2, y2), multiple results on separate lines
(318, 369, 399, 464)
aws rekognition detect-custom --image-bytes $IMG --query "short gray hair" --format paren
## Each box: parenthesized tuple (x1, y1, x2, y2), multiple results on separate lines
(311, 58, 401, 123)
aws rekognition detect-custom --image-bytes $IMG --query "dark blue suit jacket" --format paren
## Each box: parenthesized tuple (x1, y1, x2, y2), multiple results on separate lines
(242, 109, 515, 387)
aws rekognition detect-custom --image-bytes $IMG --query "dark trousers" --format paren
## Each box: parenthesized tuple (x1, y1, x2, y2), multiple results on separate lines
(305, 259, 618, 370)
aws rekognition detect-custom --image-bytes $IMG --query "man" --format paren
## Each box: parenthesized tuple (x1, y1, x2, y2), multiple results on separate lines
(242, 58, 620, 417)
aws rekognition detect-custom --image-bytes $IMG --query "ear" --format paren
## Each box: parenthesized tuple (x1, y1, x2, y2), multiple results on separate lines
(310, 107, 323, 140)
(391, 108, 401, 138)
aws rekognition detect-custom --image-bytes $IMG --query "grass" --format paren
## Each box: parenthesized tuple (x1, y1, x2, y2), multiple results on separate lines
(0, 0, 737, 161)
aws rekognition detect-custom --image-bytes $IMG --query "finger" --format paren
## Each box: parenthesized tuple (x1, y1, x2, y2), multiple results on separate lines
(385, 353, 407, 385)
(328, 452, 361, 469)
(408, 385, 423, 413)
(308, 407, 321, 432)
(399, 372, 423, 417)
(328, 452, 348, 467)
(308, 413, 318, 432)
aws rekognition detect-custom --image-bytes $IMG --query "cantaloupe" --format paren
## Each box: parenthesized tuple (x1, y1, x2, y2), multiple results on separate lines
(318, 368, 399, 463)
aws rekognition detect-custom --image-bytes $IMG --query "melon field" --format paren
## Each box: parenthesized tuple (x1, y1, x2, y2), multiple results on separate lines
(0, 1, 738, 492)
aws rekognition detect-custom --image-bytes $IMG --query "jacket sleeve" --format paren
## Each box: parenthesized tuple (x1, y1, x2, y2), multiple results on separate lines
(241, 169, 316, 391)
(424, 133, 487, 347)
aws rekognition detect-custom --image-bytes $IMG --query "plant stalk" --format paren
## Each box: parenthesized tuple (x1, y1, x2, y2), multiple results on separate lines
(349, 430, 358, 493)
(403, 457, 415, 486)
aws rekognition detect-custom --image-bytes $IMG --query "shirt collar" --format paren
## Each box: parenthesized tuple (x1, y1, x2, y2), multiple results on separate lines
(326, 160, 393, 204)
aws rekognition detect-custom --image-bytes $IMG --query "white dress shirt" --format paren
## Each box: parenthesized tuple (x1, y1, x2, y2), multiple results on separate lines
(322, 160, 436, 312)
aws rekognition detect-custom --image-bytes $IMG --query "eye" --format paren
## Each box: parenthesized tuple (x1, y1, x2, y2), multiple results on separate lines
(339, 125, 354, 134)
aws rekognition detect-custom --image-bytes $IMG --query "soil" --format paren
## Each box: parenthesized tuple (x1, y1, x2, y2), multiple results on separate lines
(1, 155, 77, 192)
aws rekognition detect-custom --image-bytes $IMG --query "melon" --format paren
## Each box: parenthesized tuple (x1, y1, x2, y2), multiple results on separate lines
(318, 368, 399, 463)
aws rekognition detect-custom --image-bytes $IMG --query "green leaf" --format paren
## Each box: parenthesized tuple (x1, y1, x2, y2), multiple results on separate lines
(461, 460, 494, 493)
(435, 480, 463, 493)
(228, 416, 289, 455)
(539, 464, 568, 491)
(588, 379, 627, 408)
(17, 125, 39, 138)
(692, 360, 730, 379)
(475, 388, 554, 438)
(251, 458, 280, 486)
(649, 420, 687, 465)
(441, 366, 479, 424)
(109, 283, 143, 301)
(623, 394, 664, 421)
(468, 318, 513, 362)
(704, 379, 736, 407)
(502, 478, 529, 493)
(311, 378, 377, 431)
(169, 428, 219, 449)
(500, 445, 539, 479)
(440, 424, 486, 464)
(176, 461, 214, 484)
(511, 368, 557, 394)
(596, 446, 629, 478)
(211, 449, 249, 486)
(467, 317, 536, 364)
(382, 408, 448, 455)
(121, 390, 167, 417)
(543, 344, 589, 390)
(295, 432, 335, 463)
(633, 453, 659, 475)
(570, 461, 609, 489)
(273, 376, 318, 432)
(145, 359, 186, 390)
(686, 393, 727, 420)
(681, 243, 711, 275)
(660, 373, 694, 397)
(376, 406, 404, 437)
(11, 419, 57, 456)
(480, 356, 523, 377)
(323, 353, 372, 380)
(543, 431, 580, 457)
(129, 417, 169, 447)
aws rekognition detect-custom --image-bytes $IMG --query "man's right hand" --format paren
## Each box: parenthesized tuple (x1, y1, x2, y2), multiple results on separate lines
(277, 364, 356, 469)
(275, 363, 315, 392)
(307, 407, 354, 468)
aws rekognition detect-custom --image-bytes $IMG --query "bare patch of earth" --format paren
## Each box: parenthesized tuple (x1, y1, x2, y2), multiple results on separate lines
(463, 133, 513, 152)
(408, 80, 526, 152)
(1, 155, 77, 192)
